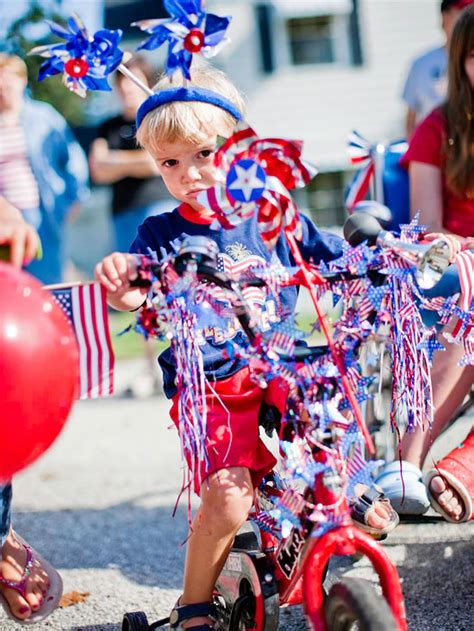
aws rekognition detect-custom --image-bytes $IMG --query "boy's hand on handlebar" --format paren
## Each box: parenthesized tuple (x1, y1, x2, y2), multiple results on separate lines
(95, 252, 142, 297)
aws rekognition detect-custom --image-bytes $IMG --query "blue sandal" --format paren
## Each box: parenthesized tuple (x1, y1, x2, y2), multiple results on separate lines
(350, 485, 399, 537)
(154, 601, 217, 630)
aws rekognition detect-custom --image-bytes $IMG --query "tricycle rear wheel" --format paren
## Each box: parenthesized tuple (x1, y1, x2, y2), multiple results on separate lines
(122, 611, 150, 631)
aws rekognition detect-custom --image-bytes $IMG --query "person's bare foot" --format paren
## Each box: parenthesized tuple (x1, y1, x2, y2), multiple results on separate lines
(0, 531, 49, 621)
(353, 483, 396, 531)
(429, 475, 465, 521)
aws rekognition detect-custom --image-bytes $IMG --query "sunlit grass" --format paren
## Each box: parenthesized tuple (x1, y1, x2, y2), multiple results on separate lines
(108, 299, 338, 361)
(108, 310, 167, 360)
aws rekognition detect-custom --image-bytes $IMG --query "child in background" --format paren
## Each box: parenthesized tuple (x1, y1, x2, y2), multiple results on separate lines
(95, 64, 396, 630)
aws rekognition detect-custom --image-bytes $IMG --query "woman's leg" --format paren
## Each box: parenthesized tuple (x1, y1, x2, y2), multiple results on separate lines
(0, 483, 12, 548)
(400, 341, 471, 467)
(399, 327, 473, 519)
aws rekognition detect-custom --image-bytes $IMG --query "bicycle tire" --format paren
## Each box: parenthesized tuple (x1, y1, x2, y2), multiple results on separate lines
(122, 611, 150, 631)
(324, 578, 397, 631)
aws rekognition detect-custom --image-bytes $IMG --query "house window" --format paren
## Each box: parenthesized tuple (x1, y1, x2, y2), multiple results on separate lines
(293, 171, 346, 227)
(287, 16, 334, 65)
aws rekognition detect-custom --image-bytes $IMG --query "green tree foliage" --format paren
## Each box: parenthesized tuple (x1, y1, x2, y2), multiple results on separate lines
(6, 1, 89, 126)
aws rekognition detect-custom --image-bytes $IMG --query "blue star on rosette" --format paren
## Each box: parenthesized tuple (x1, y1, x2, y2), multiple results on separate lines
(198, 122, 317, 250)
(226, 159, 267, 203)
(29, 14, 123, 97)
(133, 0, 231, 80)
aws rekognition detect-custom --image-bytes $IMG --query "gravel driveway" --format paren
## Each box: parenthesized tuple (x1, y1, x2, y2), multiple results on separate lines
(3, 362, 472, 631)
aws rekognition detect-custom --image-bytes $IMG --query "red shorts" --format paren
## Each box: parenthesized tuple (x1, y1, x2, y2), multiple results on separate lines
(169, 367, 288, 496)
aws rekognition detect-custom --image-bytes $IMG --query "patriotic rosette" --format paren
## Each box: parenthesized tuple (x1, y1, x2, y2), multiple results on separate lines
(345, 131, 376, 211)
(133, 0, 231, 79)
(345, 131, 408, 211)
(29, 14, 123, 97)
(198, 122, 317, 249)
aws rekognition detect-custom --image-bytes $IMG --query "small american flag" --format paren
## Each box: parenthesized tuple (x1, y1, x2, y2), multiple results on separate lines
(47, 282, 114, 399)
(452, 250, 474, 339)
(456, 250, 474, 312)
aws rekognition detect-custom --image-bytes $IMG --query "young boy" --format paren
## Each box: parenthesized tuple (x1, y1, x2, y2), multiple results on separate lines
(95, 64, 394, 630)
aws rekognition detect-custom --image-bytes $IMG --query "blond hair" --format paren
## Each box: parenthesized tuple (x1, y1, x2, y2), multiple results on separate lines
(136, 62, 246, 154)
(0, 53, 28, 80)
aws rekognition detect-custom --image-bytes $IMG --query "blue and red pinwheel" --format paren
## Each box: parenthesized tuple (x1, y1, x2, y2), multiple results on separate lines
(29, 14, 123, 97)
(133, 0, 231, 80)
(198, 123, 317, 250)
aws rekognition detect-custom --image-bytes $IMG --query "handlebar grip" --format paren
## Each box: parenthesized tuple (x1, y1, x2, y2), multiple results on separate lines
(271, 345, 328, 363)
(129, 275, 152, 288)
(343, 213, 383, 246)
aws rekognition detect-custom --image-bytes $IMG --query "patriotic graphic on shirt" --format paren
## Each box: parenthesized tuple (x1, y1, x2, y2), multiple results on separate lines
(198, 250, 279, 344)
(49, 283, 114, 399)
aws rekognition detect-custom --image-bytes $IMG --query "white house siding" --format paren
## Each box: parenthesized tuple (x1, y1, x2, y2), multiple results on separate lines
(212, 0, 442, 172)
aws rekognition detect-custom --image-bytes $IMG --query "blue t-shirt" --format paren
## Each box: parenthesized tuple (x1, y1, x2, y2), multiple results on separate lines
(402, 46, 447, 123)
(130, 205, 343, 398)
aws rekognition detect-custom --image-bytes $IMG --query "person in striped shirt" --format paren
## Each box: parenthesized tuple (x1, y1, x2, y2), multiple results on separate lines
(0, 54, 89, 284)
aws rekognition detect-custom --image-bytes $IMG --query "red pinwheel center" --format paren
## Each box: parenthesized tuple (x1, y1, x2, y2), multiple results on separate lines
(65, 58, 89, 79)
(184, 29, 205, 53)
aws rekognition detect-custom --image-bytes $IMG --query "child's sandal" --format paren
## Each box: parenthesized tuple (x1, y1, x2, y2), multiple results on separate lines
(350, 485, 399, 538)
(160, 601, 217, 630)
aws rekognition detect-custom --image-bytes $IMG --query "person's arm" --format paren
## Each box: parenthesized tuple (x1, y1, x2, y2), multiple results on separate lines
(297, 214, 343, 264)
(409, 161, 444, 229)
(409, 162, 467, 257)
(89, 138, 159, 184)
(405, 107, 418, 141)
(48, 107, 89, 223)
(94, 251, 147, 311)
(0, 197, 40, 267)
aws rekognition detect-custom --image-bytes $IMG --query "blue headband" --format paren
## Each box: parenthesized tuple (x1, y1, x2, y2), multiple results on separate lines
(136, 87, 243, 128)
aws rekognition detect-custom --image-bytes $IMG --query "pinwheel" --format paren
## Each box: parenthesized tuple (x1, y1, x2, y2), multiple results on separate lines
(29, 14, 123, 97)
(198, 122, 317, 250)
(132, 0, 231, 80)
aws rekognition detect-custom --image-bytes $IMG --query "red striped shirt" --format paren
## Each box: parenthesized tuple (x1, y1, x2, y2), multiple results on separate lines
(0, 123, 40, 211)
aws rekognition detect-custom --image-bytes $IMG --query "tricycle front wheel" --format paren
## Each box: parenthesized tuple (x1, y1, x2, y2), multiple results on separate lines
(325, 578, 397, 631)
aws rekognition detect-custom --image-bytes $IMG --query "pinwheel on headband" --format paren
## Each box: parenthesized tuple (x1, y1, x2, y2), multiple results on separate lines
(196, 122, 317, 250)
(29, 14, 134, 98)
(30, 4, 236, 126)
(132, 0, 231, 81)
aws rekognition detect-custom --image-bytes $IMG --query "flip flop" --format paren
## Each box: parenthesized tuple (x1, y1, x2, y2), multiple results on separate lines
(350, 485, 400, 537)
(424, 428, 474, 524)
(0, 532, 63, 625)
(374, 460, 430, 515)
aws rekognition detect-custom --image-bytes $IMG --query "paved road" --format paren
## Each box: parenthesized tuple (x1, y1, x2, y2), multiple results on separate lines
(2, 360, 472, 631)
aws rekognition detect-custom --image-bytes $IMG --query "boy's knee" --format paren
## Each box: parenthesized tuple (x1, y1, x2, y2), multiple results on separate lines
(200, 468, 254, 531)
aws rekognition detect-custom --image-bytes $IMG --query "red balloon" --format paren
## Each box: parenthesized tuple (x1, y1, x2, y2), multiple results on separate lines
(0, 263, 79, 480)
